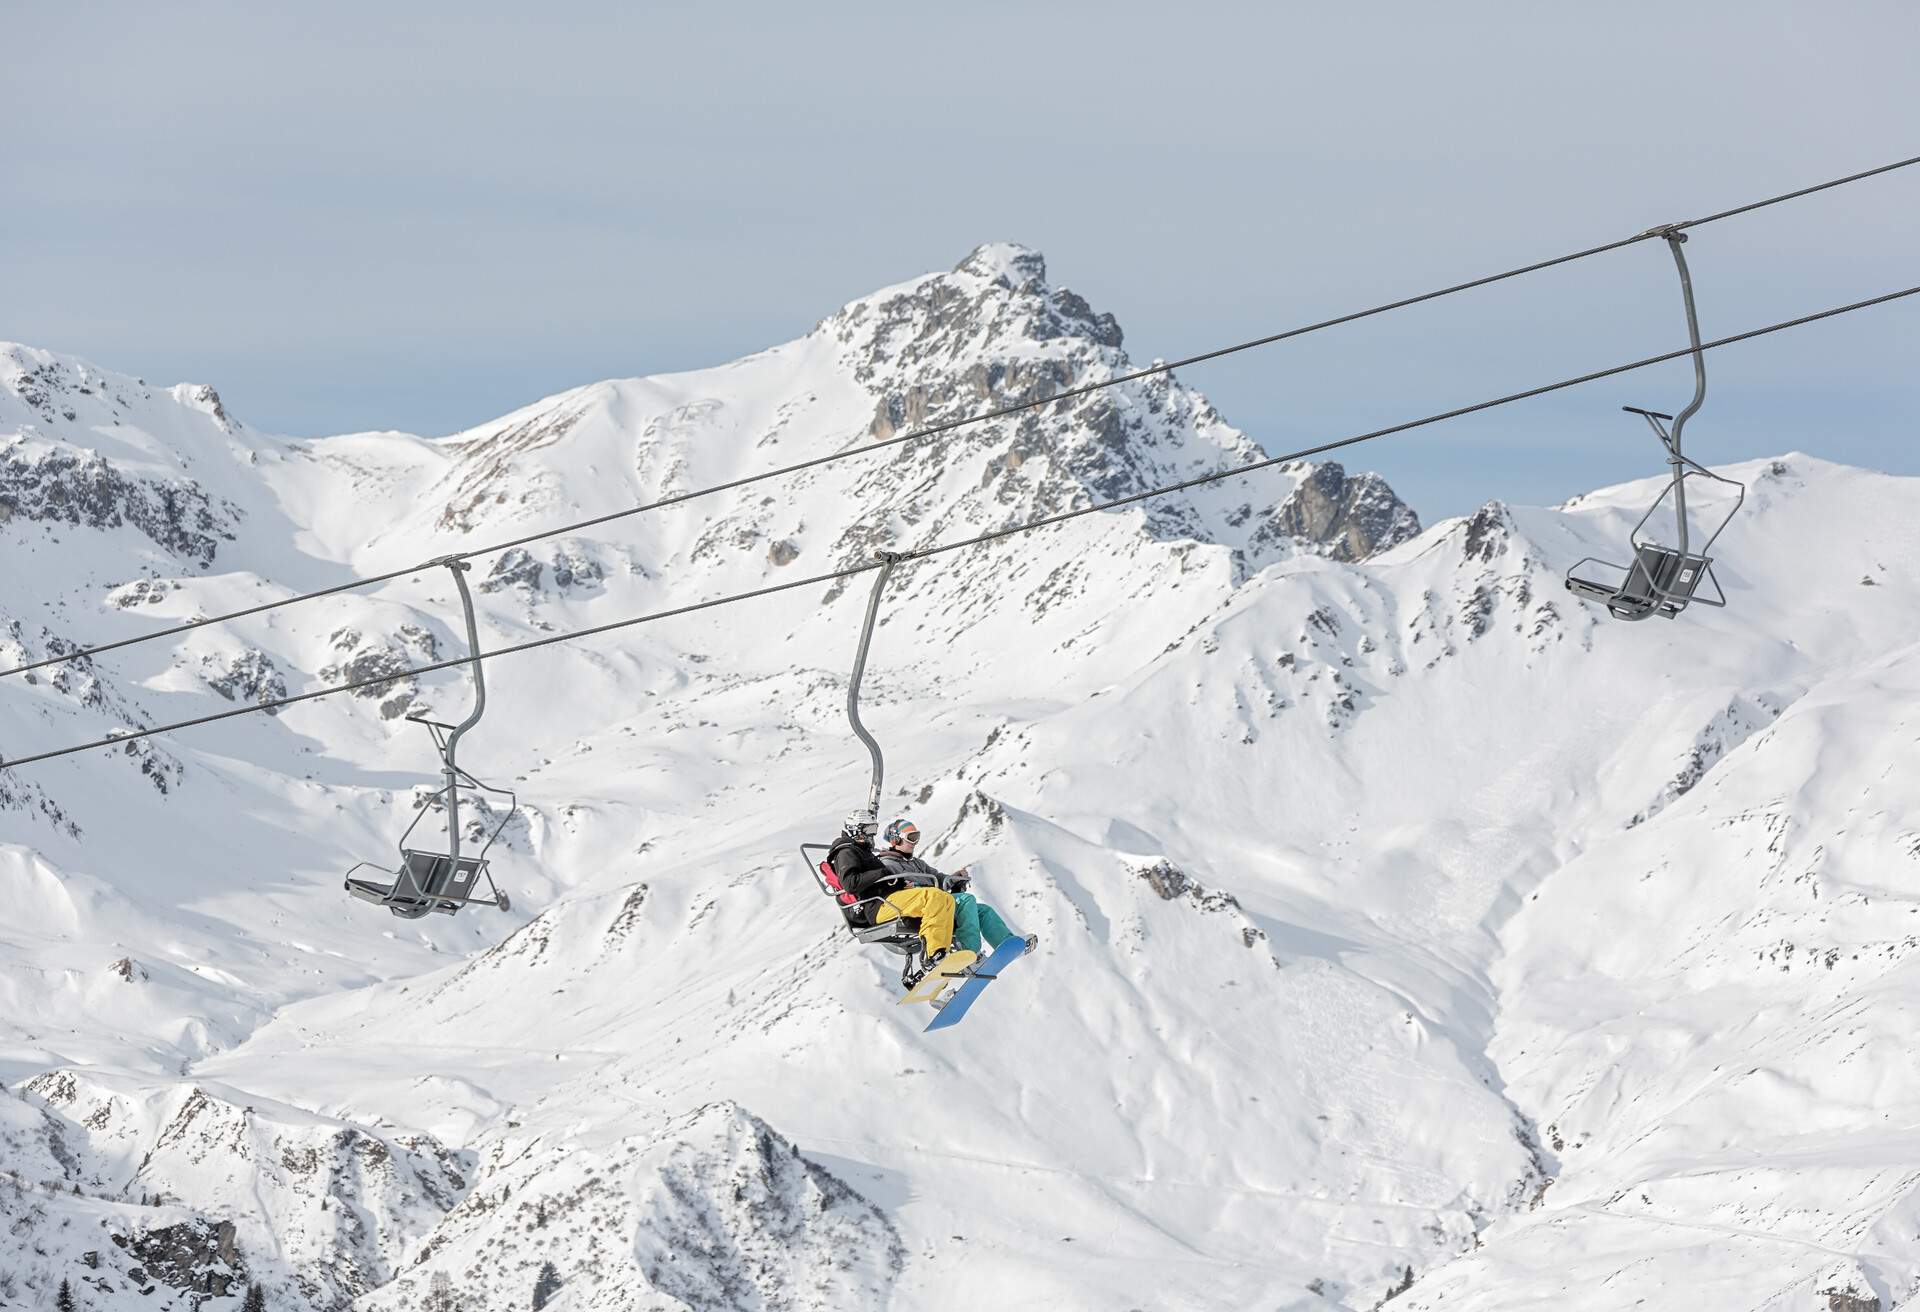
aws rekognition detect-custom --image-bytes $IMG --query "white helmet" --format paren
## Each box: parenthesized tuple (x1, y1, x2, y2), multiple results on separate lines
(843, 809, 878, 841)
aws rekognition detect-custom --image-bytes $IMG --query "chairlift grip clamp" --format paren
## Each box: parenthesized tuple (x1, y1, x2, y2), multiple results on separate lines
(1638, 223, 1688, 244)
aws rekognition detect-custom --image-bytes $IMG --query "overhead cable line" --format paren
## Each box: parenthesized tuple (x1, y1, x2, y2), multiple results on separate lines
(5, 153, 1915, 685)
(4, 280, 1914, 773)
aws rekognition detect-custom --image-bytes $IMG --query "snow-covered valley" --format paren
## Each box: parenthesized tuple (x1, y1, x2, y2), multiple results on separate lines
(1, 244, 1915, 1311)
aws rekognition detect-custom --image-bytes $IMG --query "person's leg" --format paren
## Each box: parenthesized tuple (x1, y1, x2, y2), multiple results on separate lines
(975, 898, 1015, 950)
(951, 891, 983, 954)
(878, 888, 956, 956)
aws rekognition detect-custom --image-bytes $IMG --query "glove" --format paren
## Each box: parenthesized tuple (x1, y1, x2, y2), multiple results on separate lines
(946, 866, 972, 893)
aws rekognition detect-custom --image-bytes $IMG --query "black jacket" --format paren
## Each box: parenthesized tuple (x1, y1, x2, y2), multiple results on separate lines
(827, 835, 897, 906)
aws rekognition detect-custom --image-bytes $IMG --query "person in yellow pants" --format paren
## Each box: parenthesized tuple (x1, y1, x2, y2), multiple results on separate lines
(831, 809, 962, 987)
(872, 885, 957, 961)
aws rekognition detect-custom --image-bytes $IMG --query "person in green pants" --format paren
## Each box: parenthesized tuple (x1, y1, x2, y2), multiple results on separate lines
(876, 818, 1038, 958)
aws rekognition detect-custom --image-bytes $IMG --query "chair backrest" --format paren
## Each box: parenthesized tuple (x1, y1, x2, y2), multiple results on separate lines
(1633, 544, 1710, 608)
(402, 851, 486, 901)
(819, 861, 858, 908)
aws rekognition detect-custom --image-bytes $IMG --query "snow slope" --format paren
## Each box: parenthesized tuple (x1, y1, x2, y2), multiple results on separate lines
(0, 247, 1915, 1311)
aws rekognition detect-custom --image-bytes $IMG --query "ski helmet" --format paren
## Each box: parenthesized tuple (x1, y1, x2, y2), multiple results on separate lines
(883, 818, 920, 848)
(843, 809, 878, 841)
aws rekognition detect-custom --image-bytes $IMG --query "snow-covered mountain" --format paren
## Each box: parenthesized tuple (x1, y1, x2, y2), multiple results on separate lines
(1, 245, 1914, 1311)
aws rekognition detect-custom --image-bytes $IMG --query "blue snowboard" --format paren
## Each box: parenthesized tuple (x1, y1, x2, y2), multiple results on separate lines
(924, 935, 1030, 1032)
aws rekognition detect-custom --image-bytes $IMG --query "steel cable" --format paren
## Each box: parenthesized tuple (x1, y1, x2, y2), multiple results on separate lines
(4, 281, 1914, 771)
(4, 153, 1914, 683)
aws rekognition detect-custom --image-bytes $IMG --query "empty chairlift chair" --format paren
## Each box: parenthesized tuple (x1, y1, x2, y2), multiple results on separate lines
(345, 558, 516, 919)
(1565, 229, 1746, 622)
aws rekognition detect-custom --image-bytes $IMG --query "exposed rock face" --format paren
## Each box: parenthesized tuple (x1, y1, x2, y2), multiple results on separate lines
(0, 442, 239, 567)
(202, 649, 288, 711)
(364, 1102, 904, 1312)
(482, 543, 607, 594)
(437, 400, 592, 533)
(1460, 500, 1515, 564)
(0, 618, 183, 796)
(550, 542, 603, 590)
(110, 577, 174, 608)
(0, 760, 81, 837)
(1263, 461, 1422, 562)
(183, 383, 235, 434)
(1822, 1289, 1881, 1312)
(831, 244, 1236, 521)
(481, 546, 545, 593)
(15, 1073, 467, 1311)
(3, 347, 141, 426)
(111, 1218, 246, 1299)
(320, 625, 438, 718)
(1131, 858, 1268, 953)
(806, 242, 1420, 578)
(1137, 858, 1192, 900)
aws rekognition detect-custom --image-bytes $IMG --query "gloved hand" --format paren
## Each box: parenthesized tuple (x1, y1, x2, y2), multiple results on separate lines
(946, 865, 972, 893)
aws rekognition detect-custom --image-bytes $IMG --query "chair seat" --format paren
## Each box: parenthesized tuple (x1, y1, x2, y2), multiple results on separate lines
(1566, 544, 1715, 621)
(809, 848, 922, 956)
(1565, 573, 1627, 603)
(345, 849, 492, 919)
(344, 876, 434, 920)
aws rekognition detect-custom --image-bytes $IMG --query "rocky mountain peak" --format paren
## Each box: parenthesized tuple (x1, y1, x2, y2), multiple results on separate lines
(1458, 499, 1518, 564)
(813, 247, 1418, 577)
(952, 241, 1049, 291)
(828, 242, 1124, 397)
(1262, 461, 1422, 563)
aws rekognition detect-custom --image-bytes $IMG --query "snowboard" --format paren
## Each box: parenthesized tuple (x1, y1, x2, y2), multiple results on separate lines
(897, 949, 977, 1006)
(923, 935, 1031, 1032)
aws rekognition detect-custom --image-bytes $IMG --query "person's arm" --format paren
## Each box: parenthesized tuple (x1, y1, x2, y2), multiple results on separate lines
(833, 845, 885, 899)
(907, 855, 956, 890)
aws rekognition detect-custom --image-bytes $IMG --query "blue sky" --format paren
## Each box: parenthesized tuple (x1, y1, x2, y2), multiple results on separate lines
(5, 1, 1915, 520)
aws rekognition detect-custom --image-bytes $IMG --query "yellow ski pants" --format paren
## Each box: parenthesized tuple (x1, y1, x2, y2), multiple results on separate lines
(872, 886, 956, 956)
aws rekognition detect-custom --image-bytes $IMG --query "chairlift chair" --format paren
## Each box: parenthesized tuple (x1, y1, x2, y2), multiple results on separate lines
(1565, 229, 1747, 622)
(800, 840, 925, 956)
(344, 559, 516, 919)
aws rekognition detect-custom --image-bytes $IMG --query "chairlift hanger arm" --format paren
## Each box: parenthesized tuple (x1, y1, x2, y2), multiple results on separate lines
(846, 550, 904, 818)
(339, 557, 513, 920)
(440, 560, 488, 762)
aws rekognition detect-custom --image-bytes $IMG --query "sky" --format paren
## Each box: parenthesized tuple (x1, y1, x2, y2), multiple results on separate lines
(4, 1, 1915, 521)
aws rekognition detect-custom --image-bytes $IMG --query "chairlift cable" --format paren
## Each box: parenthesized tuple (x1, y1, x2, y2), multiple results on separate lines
(3, 280, 1913, 773)
(1668, 153, 1920, 231)
(4, 154, 1915, 684)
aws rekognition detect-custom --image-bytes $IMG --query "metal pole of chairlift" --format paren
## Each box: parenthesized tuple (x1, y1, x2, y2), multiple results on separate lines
(439, 557, 487, 874)
(1657, 229, 1708, 557)
(847, 551, 904, 819)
